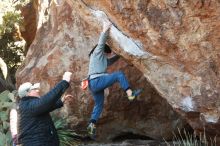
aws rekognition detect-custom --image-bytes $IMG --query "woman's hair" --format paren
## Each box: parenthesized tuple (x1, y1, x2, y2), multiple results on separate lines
(88, 44, 97, 57)
(104, 44, 112, 54)
(89, 44, 112, 57)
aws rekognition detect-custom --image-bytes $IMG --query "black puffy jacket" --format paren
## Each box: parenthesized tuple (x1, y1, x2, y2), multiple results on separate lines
(17, 80, 69, 146)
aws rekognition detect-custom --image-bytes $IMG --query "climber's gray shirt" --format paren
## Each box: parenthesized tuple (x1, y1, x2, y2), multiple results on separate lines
(88, 32, 119, 79)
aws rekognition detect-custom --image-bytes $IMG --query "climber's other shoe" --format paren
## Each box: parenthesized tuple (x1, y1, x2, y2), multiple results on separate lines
(128, 89, 143, 101)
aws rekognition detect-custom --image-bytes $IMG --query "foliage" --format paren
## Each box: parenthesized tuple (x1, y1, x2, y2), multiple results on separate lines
(165, 128, 217, 146)
(53, 115, 80, 146)
(0, 90, 16, 146)
(13, 0, 32, 7)
(0, 1, 26, 84)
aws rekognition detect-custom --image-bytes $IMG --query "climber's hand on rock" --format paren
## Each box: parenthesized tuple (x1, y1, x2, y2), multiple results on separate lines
(103, 20, 112, 33)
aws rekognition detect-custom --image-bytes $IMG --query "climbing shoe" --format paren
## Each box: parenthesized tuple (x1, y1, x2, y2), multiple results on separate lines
(128, 89, 143, 101)
(87, 122, 96, 140)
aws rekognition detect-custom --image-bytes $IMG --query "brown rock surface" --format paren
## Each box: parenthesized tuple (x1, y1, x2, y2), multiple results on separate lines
(16, 0, 220, 142)
(20, 0, 38, 54)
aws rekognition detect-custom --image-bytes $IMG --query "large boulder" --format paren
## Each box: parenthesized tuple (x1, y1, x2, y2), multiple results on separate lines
(16, 0, 220, 142)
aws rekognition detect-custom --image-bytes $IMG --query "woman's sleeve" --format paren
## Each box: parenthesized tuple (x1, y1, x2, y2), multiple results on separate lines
(47, 99, 64, 112)
(26, 80, 69, 115)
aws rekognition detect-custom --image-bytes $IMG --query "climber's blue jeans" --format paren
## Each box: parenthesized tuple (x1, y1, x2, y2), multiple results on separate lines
(89, 71, 130, 122)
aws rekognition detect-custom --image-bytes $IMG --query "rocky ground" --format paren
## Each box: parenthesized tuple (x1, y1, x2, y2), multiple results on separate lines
(79, 139, 180, 146)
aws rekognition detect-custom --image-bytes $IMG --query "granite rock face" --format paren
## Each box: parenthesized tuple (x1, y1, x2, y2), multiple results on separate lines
(16, 0, 220, 142)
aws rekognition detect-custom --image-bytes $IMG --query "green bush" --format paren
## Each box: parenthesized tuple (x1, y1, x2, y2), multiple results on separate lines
(0, 2, 25, 84)
(0, 90, 16, 146)
(52, 114, 80, 146)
